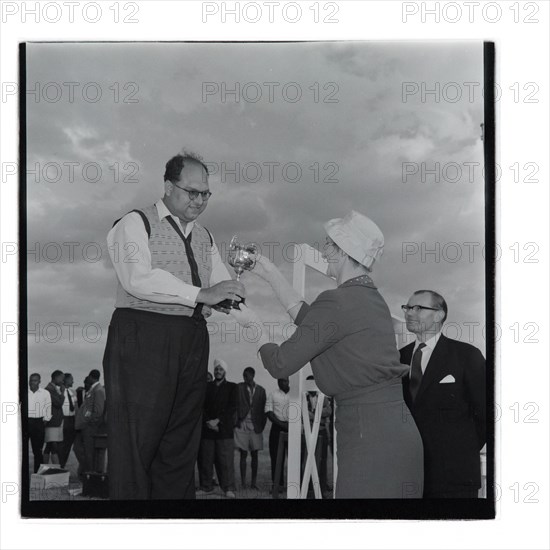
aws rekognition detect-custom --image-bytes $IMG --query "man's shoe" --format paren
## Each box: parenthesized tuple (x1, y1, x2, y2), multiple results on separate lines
(224, 490, 236, 498)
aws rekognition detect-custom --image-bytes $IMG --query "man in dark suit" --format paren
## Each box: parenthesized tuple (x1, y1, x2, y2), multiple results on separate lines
(74, 370, 106, 477)
(401, 290, 486, 498)
(235, 367, 267, 490)
(196, 359, 237, 498)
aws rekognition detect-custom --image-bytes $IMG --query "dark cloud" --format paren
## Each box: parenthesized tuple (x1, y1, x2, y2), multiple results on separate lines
(25, 42, 487, 389)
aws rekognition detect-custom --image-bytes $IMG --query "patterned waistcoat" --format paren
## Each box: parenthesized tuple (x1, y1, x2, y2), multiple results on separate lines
(114, 204, 213, 317)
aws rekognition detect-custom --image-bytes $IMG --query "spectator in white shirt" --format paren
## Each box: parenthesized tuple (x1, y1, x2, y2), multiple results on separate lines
(27, 373, 52, 473)
(265, 378, 290, 486)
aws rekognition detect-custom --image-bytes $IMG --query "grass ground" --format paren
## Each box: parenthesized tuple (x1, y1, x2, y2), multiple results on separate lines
(29, 430, 333, 501)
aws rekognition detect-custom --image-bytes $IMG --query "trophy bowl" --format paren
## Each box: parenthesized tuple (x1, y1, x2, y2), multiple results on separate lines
(216, 235, 257, 310)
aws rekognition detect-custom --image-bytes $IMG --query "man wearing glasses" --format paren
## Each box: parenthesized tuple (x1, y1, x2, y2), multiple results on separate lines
(400, 290, 486, 498)
(104, 152, 245, 500)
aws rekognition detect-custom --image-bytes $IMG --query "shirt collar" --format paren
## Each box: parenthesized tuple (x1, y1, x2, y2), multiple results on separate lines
(339, 274, 376, 289)
(156, 199, 195, 233)
(415, 331, 441, 353)
(90, 381, 100, 390)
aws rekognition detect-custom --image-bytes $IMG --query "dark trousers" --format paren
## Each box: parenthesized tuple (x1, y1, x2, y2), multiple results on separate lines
(104, 308, 209, 500)
(59, 416, 76, 468)
(198, 438, 235, 491)
(28, 418, 45, 473)
(73, 423, 101, 475)
(269, 423, 286, 484)
(314, 432, 329, 493)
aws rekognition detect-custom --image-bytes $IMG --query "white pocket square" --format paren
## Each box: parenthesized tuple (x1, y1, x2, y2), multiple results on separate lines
(439, 375, 455, 384)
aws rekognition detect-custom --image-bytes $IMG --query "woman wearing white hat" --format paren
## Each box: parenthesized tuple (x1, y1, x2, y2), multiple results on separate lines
(232, 211, 423, 498)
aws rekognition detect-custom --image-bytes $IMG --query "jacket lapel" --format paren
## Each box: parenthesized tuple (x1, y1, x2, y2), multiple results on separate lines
(400, 342, 415, 367)
(415, 335, 448, 403)
(399, 342, 415, 405)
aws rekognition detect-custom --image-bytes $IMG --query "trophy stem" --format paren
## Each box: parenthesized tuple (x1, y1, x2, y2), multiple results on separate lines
(230, 270, 243, 308)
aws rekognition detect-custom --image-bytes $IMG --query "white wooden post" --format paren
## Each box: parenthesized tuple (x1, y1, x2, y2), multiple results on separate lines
(287, 244, 326, 499)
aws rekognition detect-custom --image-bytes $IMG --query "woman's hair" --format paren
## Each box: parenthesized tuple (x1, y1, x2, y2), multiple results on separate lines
(330, 240, 373, 272)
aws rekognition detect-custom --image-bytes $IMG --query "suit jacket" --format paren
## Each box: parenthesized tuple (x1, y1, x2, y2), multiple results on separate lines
(401, 335, 486, 496)
(202, 380, 237, 440)
(76, 387, 85, 408)
(45, 382, 65, 427)
(236, 383, 267, 434)
(75, 383, 106, 430)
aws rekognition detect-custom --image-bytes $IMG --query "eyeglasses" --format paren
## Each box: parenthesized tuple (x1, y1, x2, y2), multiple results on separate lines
(401, 305, 441, 313)
(172, 182, 212, 201)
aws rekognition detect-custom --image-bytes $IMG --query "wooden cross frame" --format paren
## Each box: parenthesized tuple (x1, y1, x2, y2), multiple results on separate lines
(287, 243, 408, 499)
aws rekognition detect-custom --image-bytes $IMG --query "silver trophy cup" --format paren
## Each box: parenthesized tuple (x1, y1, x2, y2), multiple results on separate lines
(218, 235, 257, 310)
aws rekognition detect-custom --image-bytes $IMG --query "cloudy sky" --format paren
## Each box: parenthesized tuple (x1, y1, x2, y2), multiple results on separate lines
(26, 41, 486, 392)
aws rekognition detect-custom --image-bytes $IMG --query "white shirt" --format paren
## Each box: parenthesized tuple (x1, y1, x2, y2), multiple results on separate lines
(28, 388, 52, 421)
(247, 383, 256, 401)
(106, 200, 231, 307)
(410, 331, 442, 376)
(62, 388, 77, 416)
(265, 388, 290, 422)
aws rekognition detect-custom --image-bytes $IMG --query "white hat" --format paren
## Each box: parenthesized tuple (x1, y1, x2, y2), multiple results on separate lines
(213, 358, 228, 372)
(323, 210, 384, 270)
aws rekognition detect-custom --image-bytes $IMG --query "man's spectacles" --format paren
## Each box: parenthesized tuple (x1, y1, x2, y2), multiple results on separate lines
(172, 182, 212, 201)
(401, 305, 441, 313)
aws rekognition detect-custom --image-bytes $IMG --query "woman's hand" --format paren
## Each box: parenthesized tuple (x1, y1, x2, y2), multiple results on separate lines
(230, 304, 271, 349)
(249, 254, 278, 281)
(230, 303, 261, 328)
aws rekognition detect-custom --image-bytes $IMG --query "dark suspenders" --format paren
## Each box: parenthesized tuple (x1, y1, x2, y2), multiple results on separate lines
(113, 210, 213, 319)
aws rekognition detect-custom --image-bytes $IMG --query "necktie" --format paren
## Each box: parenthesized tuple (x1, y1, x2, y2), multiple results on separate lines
(409, 343, 426, 403)
(165, 216, 203, 317)
(67, 390, 75, 412)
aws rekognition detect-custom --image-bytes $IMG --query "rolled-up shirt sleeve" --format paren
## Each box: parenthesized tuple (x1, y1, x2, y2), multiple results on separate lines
(265, 392, 274, 413)
(259, 291, 345, 379)
(106, 213, 231, 306)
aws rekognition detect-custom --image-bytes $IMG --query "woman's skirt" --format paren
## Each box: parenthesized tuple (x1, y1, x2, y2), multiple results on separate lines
(44, 422, 64, 443)
(334, 380, 423, 498)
